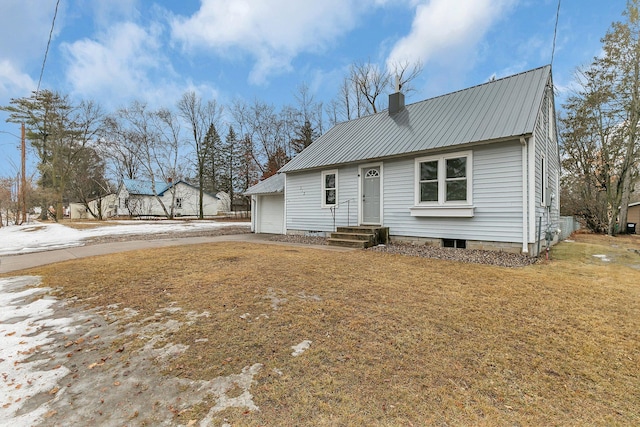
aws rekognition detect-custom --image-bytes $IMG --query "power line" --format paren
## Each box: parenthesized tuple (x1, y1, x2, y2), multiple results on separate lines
(36, 0, 61, 96)
(551, 0, 561, 66)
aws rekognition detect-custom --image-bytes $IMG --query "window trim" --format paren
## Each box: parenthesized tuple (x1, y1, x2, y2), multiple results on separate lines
(411, 151, 474, 217)
(321, 169, 338, 208)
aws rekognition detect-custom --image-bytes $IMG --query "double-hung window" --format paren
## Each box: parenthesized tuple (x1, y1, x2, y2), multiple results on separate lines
(322, 170, 338, 207)
(412, 151, 473, 217)
(444, 156, 468, 202)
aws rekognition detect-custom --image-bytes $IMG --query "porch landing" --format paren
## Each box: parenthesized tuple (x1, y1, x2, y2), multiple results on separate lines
(327, 226, 389, 249)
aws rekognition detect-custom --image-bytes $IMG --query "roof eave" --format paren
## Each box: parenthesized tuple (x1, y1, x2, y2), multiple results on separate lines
(281, 133, 534, 174)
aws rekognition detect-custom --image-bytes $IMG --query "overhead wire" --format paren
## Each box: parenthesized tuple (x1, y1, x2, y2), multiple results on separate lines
(551, 0, 561, 67)
(36, 0, 61, 97)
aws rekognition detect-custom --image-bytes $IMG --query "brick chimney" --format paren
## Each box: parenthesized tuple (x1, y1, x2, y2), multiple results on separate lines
(389, 91, 405, 115)
(389, 75, 405, 115)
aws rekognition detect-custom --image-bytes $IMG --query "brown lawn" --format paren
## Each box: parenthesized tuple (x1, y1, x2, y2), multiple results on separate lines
(14, 233, 640, 426)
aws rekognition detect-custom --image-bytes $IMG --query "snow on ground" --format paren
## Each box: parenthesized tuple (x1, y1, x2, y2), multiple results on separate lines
(0, 220, 248, 256)
(0, 276, 266, 426)
(0, 276, 78, 425)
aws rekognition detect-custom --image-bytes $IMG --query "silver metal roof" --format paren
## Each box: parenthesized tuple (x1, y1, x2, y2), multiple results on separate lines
(280, 65, 551, 173)
(244, 173, 285, 195)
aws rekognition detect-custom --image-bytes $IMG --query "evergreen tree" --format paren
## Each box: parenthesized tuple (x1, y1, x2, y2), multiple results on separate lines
(219, 126, 240, 203)
(290, 120, 317, 154)
(202, 123, 223, 194)
(2, 90, 103, 220)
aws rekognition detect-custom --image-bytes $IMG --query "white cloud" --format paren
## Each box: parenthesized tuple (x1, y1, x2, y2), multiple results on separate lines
(0, 60, 36, 98)
(170, 0, 365, 85)
(89, 0, 142, 29)
(61, 22, 169, 105)
(0, 0, 62, 65)
(386, 0, 517, 70)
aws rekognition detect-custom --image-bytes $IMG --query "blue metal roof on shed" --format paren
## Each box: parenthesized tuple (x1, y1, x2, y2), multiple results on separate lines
(280, 65, 552, 173)
(121, 179, 220, 199)
(122, 179, 172, 196)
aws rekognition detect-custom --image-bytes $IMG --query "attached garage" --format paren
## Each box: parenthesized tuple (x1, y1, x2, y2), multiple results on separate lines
(256, 194, 285, 234)
(244, 174, 285, 235)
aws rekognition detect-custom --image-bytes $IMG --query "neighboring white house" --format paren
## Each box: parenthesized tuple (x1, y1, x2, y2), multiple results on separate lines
(115, 179, 224, 218)
(247, 65, 561, 255)
(69, 194, 118, 219)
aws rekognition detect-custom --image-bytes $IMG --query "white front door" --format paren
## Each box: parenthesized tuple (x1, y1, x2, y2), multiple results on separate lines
(362, 166, 381, 224)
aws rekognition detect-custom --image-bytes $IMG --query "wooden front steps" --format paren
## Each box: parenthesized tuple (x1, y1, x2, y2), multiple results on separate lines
(328, 226, 389, 248)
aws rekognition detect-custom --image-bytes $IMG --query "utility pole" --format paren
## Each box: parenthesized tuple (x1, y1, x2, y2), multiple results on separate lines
(21, 123, 26, 224)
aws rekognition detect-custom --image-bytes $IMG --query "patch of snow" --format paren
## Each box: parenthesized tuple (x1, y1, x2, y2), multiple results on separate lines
(199, 363, 263, 426)
(0, 276, 79, 425)
(593, 254, 611, 262)
(0, 220, 248, 256)
(297, 292, 322, 302)
(122, 307, 139, 318)
(158, 306, 182, 314)
(0, 279, 265, 425)
(264, 288, 288, 310)
(291, 340, 312, 357)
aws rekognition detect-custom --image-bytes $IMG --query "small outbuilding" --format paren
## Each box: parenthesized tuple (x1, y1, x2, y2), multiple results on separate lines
(69, 194, 118, 220)
(627, 202, 640, 234)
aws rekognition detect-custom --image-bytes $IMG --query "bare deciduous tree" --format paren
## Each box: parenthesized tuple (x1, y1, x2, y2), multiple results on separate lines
(561, 1, 640, 234)
(177, 91, 223, 218)
(329, 59, 423, 123)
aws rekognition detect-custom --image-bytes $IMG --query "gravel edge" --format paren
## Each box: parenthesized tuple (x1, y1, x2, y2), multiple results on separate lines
(368, 243, 538, 268)
(269, 235, 537, 268)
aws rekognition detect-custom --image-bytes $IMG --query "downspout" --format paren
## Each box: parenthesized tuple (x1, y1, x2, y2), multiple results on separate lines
(250, 195, 257, 233)
(283, 174, 287, 235)
(520, 136, 529, 254)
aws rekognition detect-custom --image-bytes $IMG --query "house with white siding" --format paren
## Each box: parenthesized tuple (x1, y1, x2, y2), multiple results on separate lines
(247, 65, 560, 255)
(69, 193, 118, 219)
(116, 179, 225, 218)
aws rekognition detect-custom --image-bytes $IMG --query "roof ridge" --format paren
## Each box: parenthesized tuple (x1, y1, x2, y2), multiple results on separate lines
(280, 65, 553, 173)
(403, 64, 551, 110)
(331, 65, 551, 124)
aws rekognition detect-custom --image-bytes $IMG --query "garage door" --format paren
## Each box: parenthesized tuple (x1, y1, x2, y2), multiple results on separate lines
(258, 194, 284, 234)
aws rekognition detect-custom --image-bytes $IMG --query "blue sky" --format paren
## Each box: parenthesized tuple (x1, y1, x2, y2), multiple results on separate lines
(0, 0, 627, 179)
